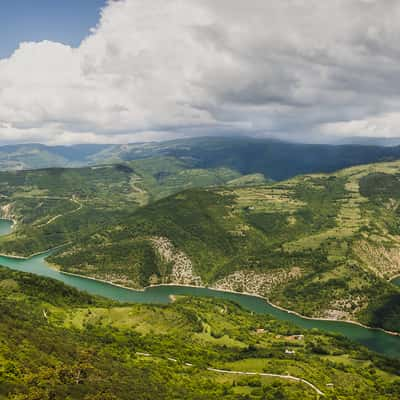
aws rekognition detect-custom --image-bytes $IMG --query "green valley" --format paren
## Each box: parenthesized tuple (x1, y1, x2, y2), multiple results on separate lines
(2, 153, 400, 351)
(40, 160, 400, 334)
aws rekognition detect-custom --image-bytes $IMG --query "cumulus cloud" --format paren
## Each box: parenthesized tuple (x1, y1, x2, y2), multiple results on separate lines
(1, 0, 400, 144)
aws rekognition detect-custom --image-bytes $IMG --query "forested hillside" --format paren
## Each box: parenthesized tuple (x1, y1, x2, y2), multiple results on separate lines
(48, 161, 400, 333)
(3, 157, 400, 333)
(1, 267, 399, 400)
(0, 159, 256, 255)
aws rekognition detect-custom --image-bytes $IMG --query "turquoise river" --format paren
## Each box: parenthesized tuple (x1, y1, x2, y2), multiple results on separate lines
(0, 219, 399, 358)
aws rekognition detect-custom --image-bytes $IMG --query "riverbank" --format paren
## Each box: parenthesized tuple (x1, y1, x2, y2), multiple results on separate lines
(390, 273, 400, 283)
(154, 283, 400, 337)
(0, 252, 27, 259)
(0, 216, 17, 228)
(0, 215, 398, 338)
(0, 239, 399, 340)
(1, 249, 400, 358)
(59, 269, 146, 292)
(0, 242, 70, 260)
(0, 217, 16, 235)
(53, 268, 400, 338)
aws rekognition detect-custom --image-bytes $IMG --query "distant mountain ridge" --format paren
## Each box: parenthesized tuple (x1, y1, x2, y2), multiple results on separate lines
(3, 137, 400, 180)
(0, 143, 110, 171)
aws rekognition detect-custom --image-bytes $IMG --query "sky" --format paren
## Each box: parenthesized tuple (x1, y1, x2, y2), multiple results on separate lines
(0, 0, 106, 58)
(1, 0, 400, 145)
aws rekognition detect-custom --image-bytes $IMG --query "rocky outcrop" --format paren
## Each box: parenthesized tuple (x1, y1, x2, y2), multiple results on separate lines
(150, 237, 203, 286)
(1, 203, 14, 220)
(319, 295, 367, 320)
(0, 203, 16, 225)
(212, 267, 302, 296)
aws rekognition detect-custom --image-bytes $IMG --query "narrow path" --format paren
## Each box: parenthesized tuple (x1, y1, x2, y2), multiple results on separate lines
(135, 352, 324, 397)
(207, 367, 324, 397)
(35, 197, 83, 228)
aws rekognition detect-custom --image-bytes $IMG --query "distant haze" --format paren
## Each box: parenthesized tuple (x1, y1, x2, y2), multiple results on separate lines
(3, 137, 400, 179)
(1, 0, 400, 145)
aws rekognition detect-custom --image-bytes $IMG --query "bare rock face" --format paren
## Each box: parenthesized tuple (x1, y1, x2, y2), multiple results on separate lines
(150, 237, 203, 286)
(212, 267, 302, 296)
(320, 295, 368, 321)
(0, 203, 15, 221)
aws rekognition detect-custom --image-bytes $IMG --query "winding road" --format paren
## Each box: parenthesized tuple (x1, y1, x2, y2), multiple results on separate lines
(135, 351, 325, 397)
(206, 367, 324, 397)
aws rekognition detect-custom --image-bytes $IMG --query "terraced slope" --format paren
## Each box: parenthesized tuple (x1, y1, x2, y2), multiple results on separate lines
(1, 267, 400, 400)
(50, 161, 400, 333)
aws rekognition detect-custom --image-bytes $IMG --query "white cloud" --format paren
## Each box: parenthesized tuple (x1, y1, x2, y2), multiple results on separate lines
(321, 112, 400, 138)
(1, 0, 400, 144)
